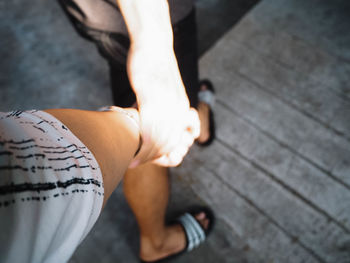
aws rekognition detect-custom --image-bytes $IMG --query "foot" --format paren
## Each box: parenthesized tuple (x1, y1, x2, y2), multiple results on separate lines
(197, 82, 212, 144)
(140, 212, 210, 262)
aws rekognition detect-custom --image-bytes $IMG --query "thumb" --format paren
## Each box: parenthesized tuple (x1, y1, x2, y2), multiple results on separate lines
(128, 132, 160, 168)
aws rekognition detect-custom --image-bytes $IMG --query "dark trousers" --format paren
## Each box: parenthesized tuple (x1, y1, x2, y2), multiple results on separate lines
(59, 1, 199, 108)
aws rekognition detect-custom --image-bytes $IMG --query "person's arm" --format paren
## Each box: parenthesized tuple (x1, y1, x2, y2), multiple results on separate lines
(117, 0, 200, 168)
(45, 108, 140, 208)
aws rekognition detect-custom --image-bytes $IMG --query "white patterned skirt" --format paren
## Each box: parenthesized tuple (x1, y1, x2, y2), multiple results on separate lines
(0, 110, 104, 263)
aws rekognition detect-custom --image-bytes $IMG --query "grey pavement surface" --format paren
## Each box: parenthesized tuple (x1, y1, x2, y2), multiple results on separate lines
(1, 0, 350, 262)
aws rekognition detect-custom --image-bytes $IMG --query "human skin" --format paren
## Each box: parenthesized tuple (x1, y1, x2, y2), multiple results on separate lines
(45, 108, 140, 208)
(114, 1, 210, 261)
(116, 0, 200, 168)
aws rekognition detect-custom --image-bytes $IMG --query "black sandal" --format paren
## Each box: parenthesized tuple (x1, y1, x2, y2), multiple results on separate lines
(140, 206, 215, 263)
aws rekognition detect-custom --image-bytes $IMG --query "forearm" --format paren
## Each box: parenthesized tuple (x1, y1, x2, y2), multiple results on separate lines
(114, 0, 199, 167)
(116, 0, 173, 47)
(117, 0, 188, 105)
(44, 109, 140, 207)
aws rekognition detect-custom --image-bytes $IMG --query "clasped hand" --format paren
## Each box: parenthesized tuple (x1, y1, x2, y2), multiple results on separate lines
(127, 44, 200, 168)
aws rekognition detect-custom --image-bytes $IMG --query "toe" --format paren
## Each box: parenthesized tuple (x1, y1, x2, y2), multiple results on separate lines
(195, 212, 210, 230)
(200, 83, 208, 92)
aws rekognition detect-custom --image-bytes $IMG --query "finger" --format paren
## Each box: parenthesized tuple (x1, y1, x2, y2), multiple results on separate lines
(153, 145, 189, 167)
(148, 124, 184, 158)
(172, 145, 190, 161)
(156, 134, 181, 157)
(152, 155, 171, 167)
(186, 108, 200, 139)
(130, 131, 180, 168)
(129, 147, 158, 168)
(122, 108, 140, 125)
(132, 115, 174, 163)
(153, 154, 182, 167)
(128, 134, 159, 168)
(140, 123, 193, 166)
(181, 131, 195, 148)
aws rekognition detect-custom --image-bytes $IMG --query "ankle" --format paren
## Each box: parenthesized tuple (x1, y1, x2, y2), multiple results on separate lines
(139, 225, 186, 261)
(140, 234, 166, 260)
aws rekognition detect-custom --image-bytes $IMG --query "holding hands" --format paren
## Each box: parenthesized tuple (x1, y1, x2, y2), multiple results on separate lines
(127, 44, 200, 168)
(116, 0, 200, 168)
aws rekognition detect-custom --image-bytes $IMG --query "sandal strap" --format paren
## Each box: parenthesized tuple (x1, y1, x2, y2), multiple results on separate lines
(178, 213, 206, 251)
(198, 90, 216, 108)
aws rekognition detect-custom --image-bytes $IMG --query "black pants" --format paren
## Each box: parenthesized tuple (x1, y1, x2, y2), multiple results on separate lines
(59, 1, 199, 108)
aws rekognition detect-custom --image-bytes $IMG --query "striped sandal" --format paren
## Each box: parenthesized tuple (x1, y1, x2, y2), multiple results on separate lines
(140, 207, 215, 263)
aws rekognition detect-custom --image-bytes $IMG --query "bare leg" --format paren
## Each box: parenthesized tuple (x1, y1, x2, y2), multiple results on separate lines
(197, 102, 210, 143)
(123, 164, 186, 261)
(197, 83, 211, 144)
(124, 162, 211, 261)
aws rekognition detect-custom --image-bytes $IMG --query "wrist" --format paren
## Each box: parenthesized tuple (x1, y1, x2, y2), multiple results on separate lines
(128, 49, 188, 107)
